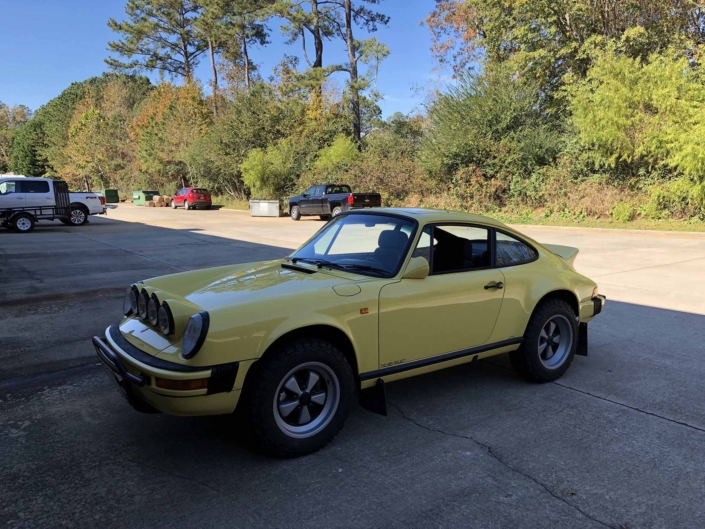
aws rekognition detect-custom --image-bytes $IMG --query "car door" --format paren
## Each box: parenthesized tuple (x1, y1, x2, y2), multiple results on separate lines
(311, 185, 326, 215)
(299, 186, 317, 214)
(378, 224, 506, 367)
(174, 189, 185, 206)
(23, 180, 53, 209)
(0, 180, 26, 209)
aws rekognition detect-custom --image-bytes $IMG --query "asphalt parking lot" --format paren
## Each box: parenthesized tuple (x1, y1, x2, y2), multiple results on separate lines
(2, 204, 705, 528)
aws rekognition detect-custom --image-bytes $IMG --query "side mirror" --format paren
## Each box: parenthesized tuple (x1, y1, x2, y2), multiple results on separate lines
(303, 193, 309, 198)
(402, 256, 429, 279)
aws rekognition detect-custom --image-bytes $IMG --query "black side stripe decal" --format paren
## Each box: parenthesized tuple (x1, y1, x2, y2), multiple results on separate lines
(360, 337, 523, 381)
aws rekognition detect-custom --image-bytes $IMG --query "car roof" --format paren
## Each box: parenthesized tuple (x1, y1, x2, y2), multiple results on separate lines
(356, 207, 509, 229)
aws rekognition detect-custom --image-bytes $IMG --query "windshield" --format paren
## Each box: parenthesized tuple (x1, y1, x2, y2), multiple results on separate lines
(291, 214, 416, 277)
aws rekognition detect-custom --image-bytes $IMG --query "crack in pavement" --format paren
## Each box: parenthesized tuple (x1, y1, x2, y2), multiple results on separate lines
(119, 456, 235, 501)
(485, 360, 705, 436)
(388, 402, 616, 529)
(552, 381, 705, 435)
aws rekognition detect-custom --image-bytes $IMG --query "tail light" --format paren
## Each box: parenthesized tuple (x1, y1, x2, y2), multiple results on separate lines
(100, 196, 106, 205)
(347, 195, 354, 205)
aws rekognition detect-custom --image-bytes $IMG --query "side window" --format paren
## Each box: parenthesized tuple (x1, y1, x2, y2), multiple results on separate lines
(496, 232, 537, 267)
(23, 181, 50, 193)
(304, 186, 316, 196)
(0, 181, 18, 195)
(314, 186, 324, 197)
(431, 225, 490, 274)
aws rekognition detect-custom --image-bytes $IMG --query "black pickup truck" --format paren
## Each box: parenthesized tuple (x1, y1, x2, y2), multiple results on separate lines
(288, 184, 382, 221)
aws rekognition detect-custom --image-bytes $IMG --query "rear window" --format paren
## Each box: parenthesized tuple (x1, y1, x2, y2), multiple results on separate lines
(191, 188, 208, 194)
(326, 185, 351, 194)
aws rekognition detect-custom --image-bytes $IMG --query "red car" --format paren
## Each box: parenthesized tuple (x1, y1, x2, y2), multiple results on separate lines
(170, 187, 212, 210)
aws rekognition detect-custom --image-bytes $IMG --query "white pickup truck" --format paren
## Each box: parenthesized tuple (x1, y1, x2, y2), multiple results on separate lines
(0, 176, 107, 233)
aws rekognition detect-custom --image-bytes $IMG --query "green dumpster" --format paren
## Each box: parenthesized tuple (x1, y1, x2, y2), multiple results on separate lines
(132, 190, 160, 206)
(101, 189, 120, 203)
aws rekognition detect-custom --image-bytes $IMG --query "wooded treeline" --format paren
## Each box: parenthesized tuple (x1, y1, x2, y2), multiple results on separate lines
(3, 0, 705, 221)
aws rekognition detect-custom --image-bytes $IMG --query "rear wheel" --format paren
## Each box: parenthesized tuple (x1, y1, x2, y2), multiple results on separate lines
(510, 299, 577, 383)
(332, 206, 343, 217)
(242, 337, 356, 457)
(68, 206, 88, 226)
(12, 213, 35, 233)
(184, 200, 190, 211)
(291, 205, 301, 221)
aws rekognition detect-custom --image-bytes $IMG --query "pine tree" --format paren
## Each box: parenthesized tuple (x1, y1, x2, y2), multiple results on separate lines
(106, 0, 208, 80)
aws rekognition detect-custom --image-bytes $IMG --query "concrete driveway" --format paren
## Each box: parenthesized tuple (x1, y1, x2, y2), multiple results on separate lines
(1, 204, 704, 528)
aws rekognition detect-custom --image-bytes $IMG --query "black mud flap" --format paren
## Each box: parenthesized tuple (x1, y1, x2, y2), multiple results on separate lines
(360, 378, 387, 416)
(576, 322, 588, 356)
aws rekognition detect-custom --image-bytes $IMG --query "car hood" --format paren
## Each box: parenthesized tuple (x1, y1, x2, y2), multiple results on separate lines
(143, 260, 355, 312)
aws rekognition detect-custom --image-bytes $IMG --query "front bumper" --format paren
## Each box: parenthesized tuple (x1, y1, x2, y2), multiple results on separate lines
(92, 325, 242, 416)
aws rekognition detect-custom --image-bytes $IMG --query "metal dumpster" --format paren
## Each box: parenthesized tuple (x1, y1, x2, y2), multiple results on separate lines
(132, 190, 160, 206)
(101, 189, 120, 203)
(249, 199, 282, 217)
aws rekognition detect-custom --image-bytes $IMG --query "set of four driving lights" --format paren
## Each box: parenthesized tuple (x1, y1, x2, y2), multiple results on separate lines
(123, 285, 208, 359)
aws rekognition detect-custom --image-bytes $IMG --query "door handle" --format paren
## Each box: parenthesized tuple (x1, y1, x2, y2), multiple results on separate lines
(484, 281, 504, 290)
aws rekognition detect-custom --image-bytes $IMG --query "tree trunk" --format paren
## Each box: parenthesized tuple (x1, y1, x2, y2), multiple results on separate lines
(209, 38, 218, 117)
(344, 0, 361, 142)
(242, 34, 251, 89)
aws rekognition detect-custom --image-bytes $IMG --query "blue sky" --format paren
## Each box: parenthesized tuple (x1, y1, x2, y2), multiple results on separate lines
(0, 0, 445, 117)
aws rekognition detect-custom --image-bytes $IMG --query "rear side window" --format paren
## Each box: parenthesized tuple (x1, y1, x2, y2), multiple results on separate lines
(496, 232, 537, 267)
(21, 181, 50, 193)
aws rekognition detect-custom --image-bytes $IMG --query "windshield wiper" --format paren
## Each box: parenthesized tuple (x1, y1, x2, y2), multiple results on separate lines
(290, 257, 336, 269)
(335, 264, 388, 275)
(290, 258, 388, 276)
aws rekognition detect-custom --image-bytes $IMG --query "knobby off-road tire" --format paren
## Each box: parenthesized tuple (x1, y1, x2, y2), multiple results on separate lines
(510, 298, 578, 383)
(290, 205, 301, 221)
(241, 337, 356, 458)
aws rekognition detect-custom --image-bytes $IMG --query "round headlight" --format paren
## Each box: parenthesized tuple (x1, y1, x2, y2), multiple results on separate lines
(123, 287, 133, 316)
(158, 302, 174, 335)
(129, 286, 139, 314)
(137, 289, 150, 320)
(182, 312, 210, 359)
(147, 294, 160, 326)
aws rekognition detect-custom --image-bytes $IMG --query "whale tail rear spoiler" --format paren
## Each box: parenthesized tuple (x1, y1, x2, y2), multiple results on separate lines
(543, 244, 579, 267)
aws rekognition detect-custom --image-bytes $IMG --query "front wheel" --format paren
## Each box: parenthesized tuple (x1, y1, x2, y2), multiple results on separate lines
(171, 200, 176, 209)
(290, 205, 301, 221)
(242, 337, 356, 457)
(510, 299, 577, 383)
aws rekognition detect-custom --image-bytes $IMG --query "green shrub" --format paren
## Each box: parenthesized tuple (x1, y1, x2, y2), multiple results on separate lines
(611, 202, 636, 222)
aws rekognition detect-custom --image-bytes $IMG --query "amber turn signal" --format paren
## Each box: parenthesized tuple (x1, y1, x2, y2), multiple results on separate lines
(155, 377, 209, 391)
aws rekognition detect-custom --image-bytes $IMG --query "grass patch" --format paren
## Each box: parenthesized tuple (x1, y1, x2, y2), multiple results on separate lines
(493, 213, 705, 232)
(212, 195, 250, 211)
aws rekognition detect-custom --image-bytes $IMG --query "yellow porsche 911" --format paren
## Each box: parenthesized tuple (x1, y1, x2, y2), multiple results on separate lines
(93, 208, 605, 457)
